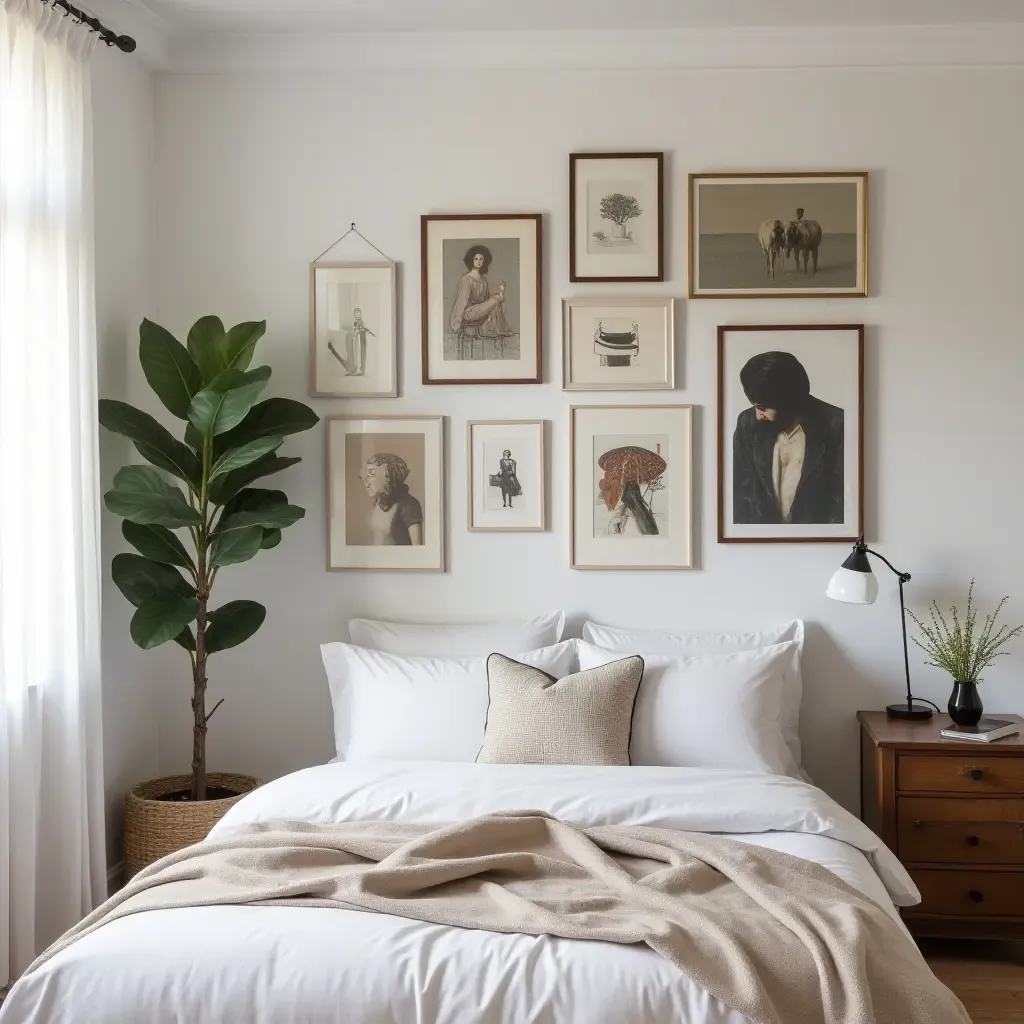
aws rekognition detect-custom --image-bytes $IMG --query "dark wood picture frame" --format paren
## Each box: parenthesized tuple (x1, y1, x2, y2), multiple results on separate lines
(420, 213, 543, 385)
(717, 324, 865, 544)
(569, 152, 664, 283)
(689, 171, 869, 299)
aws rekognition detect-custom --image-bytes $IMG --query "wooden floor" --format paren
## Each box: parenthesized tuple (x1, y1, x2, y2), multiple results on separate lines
(921, 939, 1024, 1023)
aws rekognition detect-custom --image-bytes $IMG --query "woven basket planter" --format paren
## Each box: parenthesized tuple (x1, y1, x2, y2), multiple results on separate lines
(124, 773, 261, 879)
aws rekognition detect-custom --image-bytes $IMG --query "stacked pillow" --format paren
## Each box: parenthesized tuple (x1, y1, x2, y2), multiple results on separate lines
(322, 614, 805, 777)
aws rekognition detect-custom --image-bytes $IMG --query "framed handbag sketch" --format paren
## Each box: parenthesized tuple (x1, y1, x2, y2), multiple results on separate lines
(562, 297, 674, 390)
(309, 261, 397, 397)
(467, 420, 546, 532)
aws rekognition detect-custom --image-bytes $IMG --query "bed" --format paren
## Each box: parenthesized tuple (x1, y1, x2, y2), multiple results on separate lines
(2, 760, 927, 1024)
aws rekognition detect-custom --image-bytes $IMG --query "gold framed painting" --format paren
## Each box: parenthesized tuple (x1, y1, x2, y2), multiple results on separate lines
(688, 172, 868, 298)
(309, 261, 397, 397)
(327, 416, 445, 571)
(570, 405, 694, 570)
(467, 420, 546, 532)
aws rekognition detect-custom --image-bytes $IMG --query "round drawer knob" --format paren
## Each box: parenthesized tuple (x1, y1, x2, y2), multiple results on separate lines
(970, 768, 984, 781)
(967, 835, 980, 847)
(968, 889, 984, 903)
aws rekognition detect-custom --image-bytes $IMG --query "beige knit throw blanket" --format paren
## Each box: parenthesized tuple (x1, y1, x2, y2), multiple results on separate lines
(29, 813, 968, 1024)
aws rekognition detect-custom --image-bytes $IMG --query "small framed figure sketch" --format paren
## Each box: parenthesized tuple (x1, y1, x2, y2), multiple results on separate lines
(689, 172, 868, 298)
(570, 153, 664, 282)
(718, 325, 864, 543)
(570, 405, 693, 570)
(421, 214, 542, 384)
(309, 262, 397, 397)
(467, 420, 546, 532)
(562, 297, 674, 391)
(327, 416, 445, 571)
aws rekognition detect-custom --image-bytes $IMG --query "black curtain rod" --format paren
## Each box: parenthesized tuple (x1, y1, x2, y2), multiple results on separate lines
(40, 0, 137, 52)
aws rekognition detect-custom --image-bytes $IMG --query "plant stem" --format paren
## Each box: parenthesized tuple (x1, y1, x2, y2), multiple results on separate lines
(190, 433, 214, 802)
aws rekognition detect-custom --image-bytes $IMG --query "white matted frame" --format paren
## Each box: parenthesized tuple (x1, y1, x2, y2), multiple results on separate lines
(309, 261, 397, 397)
(562, 296, 674, 391)
(467, 420, 546, 532)
(570, 405, 694, 570)
(327, 415, 445, 571)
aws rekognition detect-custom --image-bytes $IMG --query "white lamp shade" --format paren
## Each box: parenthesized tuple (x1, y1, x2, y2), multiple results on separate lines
(826, 566, 879, 604)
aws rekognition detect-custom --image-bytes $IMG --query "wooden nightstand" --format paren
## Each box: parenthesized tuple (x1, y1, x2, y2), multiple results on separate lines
(858, 710, 1024, 939)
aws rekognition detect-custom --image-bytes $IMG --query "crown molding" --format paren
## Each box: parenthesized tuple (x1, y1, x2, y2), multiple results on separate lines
(165, 23, 1024, 74)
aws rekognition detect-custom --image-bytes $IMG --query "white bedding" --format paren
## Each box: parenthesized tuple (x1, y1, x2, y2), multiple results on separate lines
(2, 762, 920, 1024)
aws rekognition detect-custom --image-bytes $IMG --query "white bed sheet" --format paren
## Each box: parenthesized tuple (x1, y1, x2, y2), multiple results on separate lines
(1, 763, 919, 1024)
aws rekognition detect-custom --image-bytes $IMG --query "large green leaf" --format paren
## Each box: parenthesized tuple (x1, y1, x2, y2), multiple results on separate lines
(122, 520, 196, 572)
(205, 600, 266, 654)
(220, 488, 287, 518)
(174, 626, 197, 652)
(221, 321, 266, 374)
(215, 398, 318, 454)
(187, 315, 226, 383)
(98, 400, 200, 487)
(216, 505, 305, 533)
(130, 592, 198, 650)
(260, 528, 282, 550)
(209, 525, 264, 567)
(139, 319, 203, 419)
(104, 466, 202, 528)
(187, 366, 271, 439)
(209, 455, 300, 506)
(111, 552, 194, 607)
(209, 436, 283, 481)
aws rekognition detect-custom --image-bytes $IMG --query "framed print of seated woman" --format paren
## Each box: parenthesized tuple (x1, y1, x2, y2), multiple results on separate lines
(449, 245, 517, 360)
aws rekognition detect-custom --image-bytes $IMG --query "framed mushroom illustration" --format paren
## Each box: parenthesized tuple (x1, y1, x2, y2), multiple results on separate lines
(570, 405, 694, 569)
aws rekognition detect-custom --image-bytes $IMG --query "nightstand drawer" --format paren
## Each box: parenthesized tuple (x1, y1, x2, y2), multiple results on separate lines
(899, 797, 1024, 865)
(898, 755, 1024, 794)
(910, 869, 1024, 917)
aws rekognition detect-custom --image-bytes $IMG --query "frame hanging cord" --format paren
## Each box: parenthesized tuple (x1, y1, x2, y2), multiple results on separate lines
(39, 0, 137, 51)
(312, 223, 395, 264)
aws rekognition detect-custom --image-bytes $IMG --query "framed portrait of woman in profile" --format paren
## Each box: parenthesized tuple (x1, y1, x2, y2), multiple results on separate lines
(327, 416, 445, 571)
(421, 214, 542, 384)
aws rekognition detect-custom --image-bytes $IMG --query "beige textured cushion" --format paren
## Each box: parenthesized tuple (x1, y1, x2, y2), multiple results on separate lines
(478, 652, 644, 765)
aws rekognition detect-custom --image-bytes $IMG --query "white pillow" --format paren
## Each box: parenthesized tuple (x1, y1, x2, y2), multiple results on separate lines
(577, 640, 802, 777)
(320, 640, 577, 762)
(348, 611, 566, 657)
(582, 619, 804, 769)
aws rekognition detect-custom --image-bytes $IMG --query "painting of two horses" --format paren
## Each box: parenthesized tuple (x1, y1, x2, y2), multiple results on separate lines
(689, 174, 867, 297)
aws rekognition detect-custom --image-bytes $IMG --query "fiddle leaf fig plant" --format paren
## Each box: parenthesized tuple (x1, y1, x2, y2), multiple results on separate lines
(99, 317, 318, 801)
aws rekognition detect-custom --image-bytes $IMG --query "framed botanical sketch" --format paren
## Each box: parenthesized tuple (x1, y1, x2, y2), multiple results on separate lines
(309, 261, 397, 397)
(718, 324, 864, 543)
(467, 420, 546, 532)
(420, 214, 542, 384)
(327, 416, 445, 571)
(570, 152, 664, 282)
(562, 297, 674, 391)
(570, 405, 693, 570)
(689, 172, 868, 298)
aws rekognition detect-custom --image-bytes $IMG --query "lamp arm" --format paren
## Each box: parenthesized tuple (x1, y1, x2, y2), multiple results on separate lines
(861, 543, 911, 584)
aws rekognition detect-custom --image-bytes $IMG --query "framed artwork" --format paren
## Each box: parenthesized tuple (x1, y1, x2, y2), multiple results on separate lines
(327, 415, 445, 571)
(570, 405, 693, 570)
(717, 324, 864, 544)
(689, 172, 868, 298)
(562, 296, 674, 391)
(467, 420, 546, 532)
(309, 262, 397, 397)
(420, 214, 542, 384)
(570, 152, 664, 282)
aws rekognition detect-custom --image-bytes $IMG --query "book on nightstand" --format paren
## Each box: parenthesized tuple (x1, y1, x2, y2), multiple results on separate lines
(940, 717, 1021, 743)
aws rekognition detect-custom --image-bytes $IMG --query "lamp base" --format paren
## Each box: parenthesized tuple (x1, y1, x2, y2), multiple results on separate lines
(886, 700, 935, 721)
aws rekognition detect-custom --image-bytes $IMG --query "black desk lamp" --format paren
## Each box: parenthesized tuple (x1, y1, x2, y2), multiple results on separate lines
(826, 537, 941, 721)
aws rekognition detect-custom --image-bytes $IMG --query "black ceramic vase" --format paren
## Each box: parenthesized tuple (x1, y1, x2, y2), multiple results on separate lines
(948, 681, 983, 726)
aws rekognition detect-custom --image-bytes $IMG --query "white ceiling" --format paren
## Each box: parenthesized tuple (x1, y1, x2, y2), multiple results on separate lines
(131, 0, 1024, 34)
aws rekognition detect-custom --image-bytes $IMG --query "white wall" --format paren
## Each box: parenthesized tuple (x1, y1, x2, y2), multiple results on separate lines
(135, 64, 1024, 814)
(92, 48, 156, 867)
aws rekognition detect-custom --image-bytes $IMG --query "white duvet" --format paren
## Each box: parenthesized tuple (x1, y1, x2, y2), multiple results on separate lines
(2, 762, 920, 1024)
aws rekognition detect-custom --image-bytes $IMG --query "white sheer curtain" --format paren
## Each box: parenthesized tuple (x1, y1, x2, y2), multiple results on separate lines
(0, 0, 105, 985)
